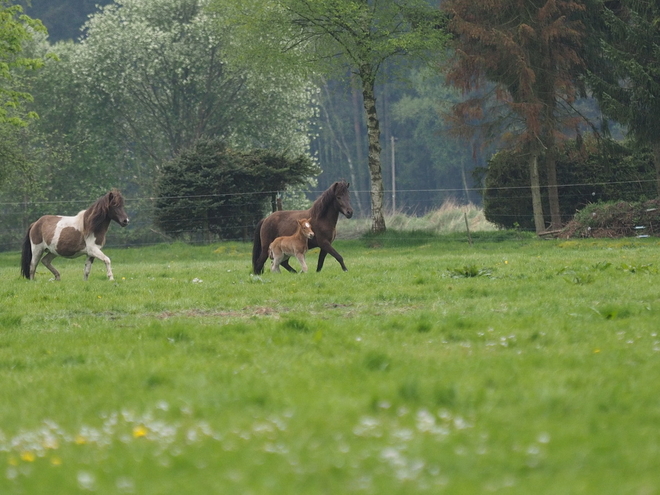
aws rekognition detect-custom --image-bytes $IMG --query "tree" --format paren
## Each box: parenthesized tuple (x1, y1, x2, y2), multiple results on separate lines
(390, 66, 487, 208)
(221, 0, 450, 233)
(0, 2, 51, 199)
(154, 138, 320, 241)
(72, 0, 315, 167)
(587, 1, 660, 195)
(443, 0, 592, 232)
(0, 1, 48, 128)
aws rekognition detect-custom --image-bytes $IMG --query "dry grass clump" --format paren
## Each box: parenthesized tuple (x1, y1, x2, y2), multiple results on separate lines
(337, 200, 497, 239)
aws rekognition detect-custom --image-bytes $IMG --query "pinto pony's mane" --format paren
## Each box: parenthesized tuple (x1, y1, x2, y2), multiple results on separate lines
(83, 189, 124, 236)
(309, 181, 349, 218)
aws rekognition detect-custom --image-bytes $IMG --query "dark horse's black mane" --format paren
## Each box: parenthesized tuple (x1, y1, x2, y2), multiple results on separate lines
(310, 180, 349, 218)
(84, 189, 125, 235)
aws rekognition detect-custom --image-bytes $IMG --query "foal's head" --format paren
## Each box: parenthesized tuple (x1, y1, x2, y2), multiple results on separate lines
(298, 218, 315, 240)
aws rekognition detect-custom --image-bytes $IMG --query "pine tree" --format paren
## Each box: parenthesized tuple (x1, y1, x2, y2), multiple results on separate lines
(443, 0, 591, 232)
(588, 0, 660, 195)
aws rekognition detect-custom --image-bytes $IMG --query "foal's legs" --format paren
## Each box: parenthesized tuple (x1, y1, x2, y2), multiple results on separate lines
(280, 258, 298, 273)
(295, 252, 308, 273)
(270, 253, 283, 273)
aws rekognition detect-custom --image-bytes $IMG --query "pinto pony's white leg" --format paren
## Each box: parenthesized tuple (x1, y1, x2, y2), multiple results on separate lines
(86, 246, 114, 281)
(83, 256, 94, 281)
(29, 246, 44, 280)
(41, 252, 61, 281)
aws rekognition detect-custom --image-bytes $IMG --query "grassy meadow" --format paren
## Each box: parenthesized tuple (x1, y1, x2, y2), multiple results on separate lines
(1, 231, 660, 493)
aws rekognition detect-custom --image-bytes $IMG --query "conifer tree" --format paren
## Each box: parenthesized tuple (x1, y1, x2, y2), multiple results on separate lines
(443, 0, 591, 232)
(588, 1, 660, 195)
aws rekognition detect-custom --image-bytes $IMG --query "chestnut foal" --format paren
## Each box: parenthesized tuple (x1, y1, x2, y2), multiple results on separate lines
(268, 218, 315, 273)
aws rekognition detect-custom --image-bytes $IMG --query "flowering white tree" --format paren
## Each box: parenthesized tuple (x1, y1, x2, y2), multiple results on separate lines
(71, 0, 315, 165)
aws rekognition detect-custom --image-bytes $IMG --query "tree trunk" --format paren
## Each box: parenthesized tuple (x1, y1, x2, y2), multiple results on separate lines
(545, 146, 562, 230)
(529, 148, 546, 233)
(653, 141, 660, 196)
(360, 67, 386, 233)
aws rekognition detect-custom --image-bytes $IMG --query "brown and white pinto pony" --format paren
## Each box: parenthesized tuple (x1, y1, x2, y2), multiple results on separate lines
(268, 218, 315, 273)
(20, 189, 129, 281)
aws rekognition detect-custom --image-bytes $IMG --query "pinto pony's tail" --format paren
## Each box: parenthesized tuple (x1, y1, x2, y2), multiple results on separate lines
(252, 219, 264, 275)
(20, 226, 33, 279)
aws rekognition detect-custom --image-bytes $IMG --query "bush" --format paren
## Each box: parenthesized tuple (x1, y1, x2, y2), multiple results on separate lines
(478, 136, 656, 230)
(560, 198, 660, 238)
(154, 138, 319, 241)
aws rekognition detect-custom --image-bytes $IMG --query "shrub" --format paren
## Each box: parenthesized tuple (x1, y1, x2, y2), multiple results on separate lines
(478, 136, 656, 230)
(154, 138, 319, 241)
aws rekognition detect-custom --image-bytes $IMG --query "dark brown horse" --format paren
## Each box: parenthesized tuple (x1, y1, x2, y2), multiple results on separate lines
(21, 190, 129, 281)
(252, 181, 353, 274)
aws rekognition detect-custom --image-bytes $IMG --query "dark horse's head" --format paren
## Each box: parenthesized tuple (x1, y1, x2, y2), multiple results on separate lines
(333, 181, 353, 219)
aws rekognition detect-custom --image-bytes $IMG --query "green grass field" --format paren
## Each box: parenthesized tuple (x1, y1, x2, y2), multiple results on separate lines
(1, 232, 660, 494)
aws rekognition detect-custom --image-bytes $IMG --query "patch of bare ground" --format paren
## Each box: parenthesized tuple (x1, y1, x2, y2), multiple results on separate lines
(156, 307, 282, 319)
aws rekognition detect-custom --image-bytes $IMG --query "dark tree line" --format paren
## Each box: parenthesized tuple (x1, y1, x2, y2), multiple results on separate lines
(18, 0, 112, 41)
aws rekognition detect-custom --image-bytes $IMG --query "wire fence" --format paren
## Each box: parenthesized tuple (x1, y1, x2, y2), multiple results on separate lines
(1, 178, 657, 252)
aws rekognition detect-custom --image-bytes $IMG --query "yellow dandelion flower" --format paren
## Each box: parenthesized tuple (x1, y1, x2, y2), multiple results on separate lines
(20, 451, 35, 462)
(74, 435, 87, 445)
(133, 425, 148, 438)
(593, 349, 601, 354)
(50, 456, 62, 466)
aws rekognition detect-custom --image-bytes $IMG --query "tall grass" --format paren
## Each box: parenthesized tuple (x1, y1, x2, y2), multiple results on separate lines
(337, 200, 497, 239)
(1, 234, 660, 494)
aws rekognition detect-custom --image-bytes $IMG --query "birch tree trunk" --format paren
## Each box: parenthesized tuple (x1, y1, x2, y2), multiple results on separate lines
(360, 66, 386, 233)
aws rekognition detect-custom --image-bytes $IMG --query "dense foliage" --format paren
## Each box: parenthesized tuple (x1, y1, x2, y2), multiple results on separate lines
(154, 138, 319, 241)
(2, 0, 660, 250)
(223, 0, 451, 233)
(481, 137, 656, 230)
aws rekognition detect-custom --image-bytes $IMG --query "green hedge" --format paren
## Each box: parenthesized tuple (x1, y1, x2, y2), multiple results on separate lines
(479, 137, 656, 230)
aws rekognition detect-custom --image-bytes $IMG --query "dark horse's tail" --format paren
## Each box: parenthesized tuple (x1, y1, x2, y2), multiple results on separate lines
(251, 219, 265, 275)
(20, 225, 33, 279)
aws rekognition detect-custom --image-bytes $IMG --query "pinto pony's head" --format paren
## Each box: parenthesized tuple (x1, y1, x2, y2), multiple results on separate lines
(107, 190, 130, 227)
(84, 189, 129, 235)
